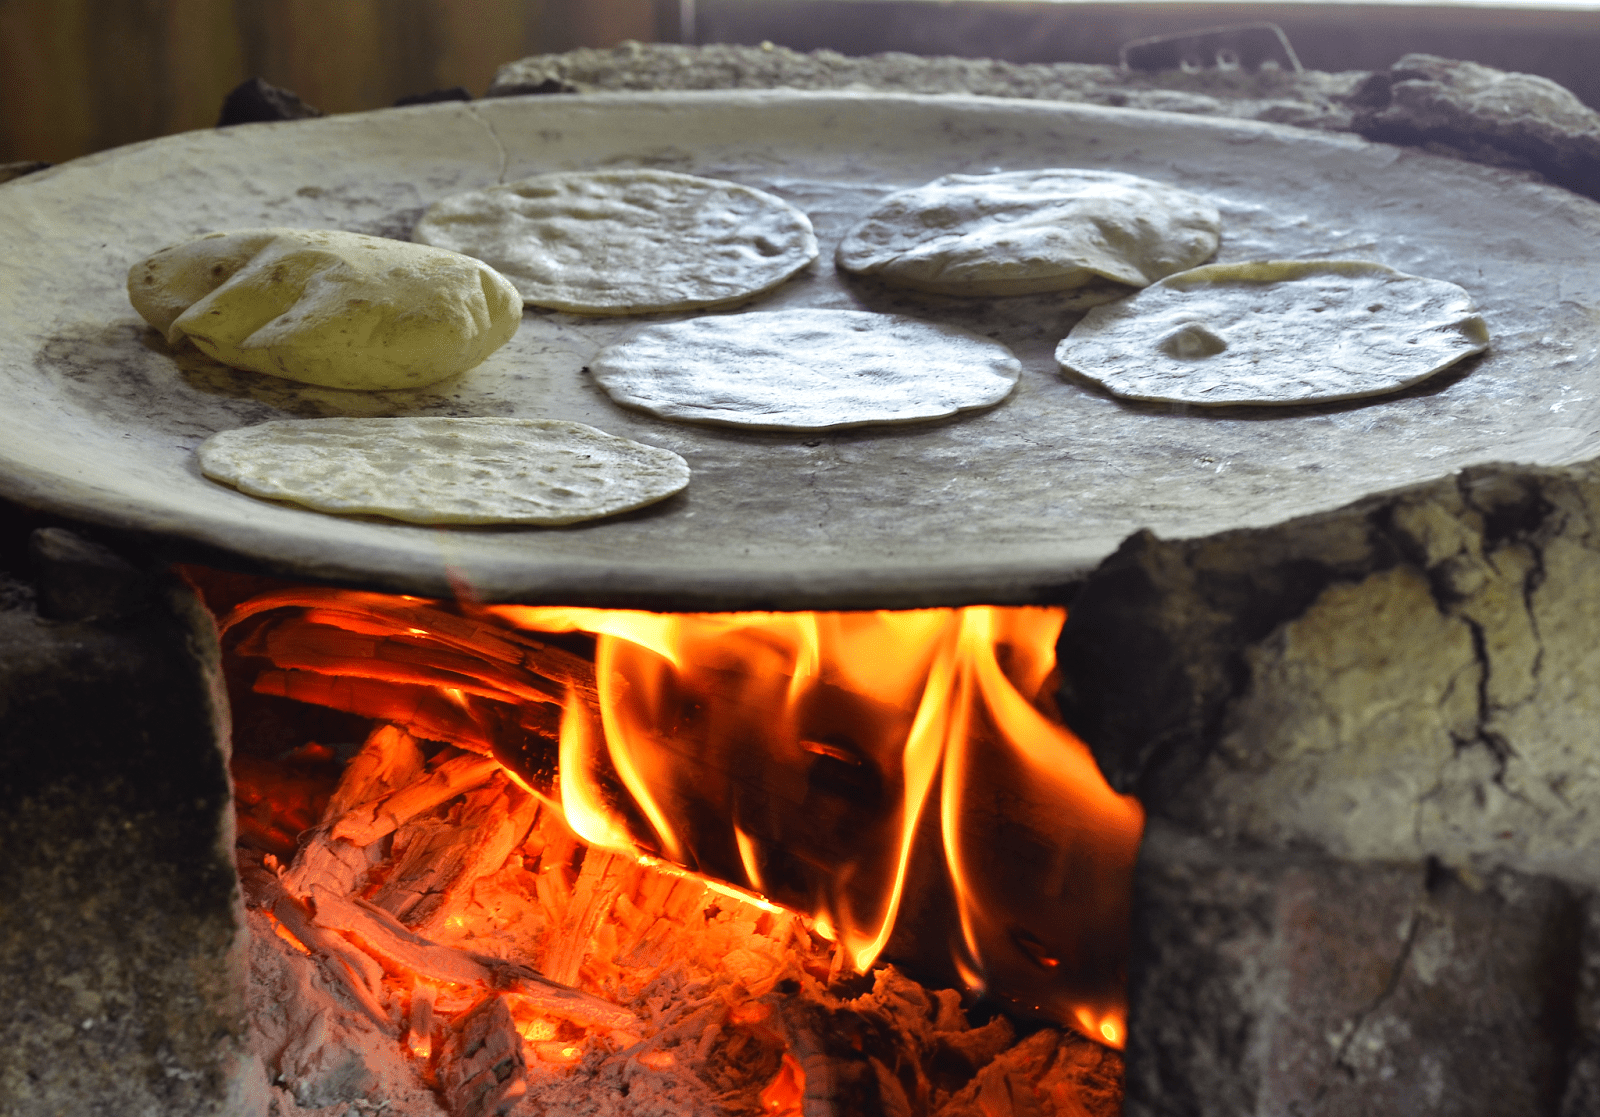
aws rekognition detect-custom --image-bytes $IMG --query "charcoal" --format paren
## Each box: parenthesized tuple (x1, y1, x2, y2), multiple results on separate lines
(0, 160, 50, 184)
(217, 77, 325, 126)
(1351, 54, 1600, 200)
(29, 526, 152, 622)
(395, 86, 473, 106)
(439, 997, 528, 1117)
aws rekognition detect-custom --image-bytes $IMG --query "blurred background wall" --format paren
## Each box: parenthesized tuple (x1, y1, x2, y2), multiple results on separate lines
(699, 0, 1600, 107)
(0, 0, 667, 163)
(4, 0, 1597, 165)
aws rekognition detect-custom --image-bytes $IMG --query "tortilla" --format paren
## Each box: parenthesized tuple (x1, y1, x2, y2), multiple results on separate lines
(589, 308, 1020, 430)
(197, 417, 690, 525)
(128, 228, 522, 391)
(412, 169, 818, 314)
(836, 168, 1221, 296)
(1054, 260, 1491, 406)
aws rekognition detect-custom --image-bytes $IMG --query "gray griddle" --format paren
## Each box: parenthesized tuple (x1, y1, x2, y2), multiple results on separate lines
(2, 92, 1597, 608)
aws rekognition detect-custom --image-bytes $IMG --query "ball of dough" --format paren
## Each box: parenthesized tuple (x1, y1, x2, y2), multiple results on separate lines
(127, 228, 522, 390)
(837, 168, 1221, 296)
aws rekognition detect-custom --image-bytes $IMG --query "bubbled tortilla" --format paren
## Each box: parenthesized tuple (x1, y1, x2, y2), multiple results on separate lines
(589, 308, 1020, 430)
(198, 417, 690, 525)
(1054, 259, 1491, 406)
(836, 168, 1221, 296)
(128, 228, 522, 391)
(412, 169, 818, 314)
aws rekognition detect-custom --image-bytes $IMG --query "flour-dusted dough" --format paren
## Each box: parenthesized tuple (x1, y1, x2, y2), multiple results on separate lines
(590, 308, 1020, 430)
(198, 417, 690, 524)
(128, 229, 522, 390)
(836, 169, 1221, 297)
(1055, 260, 1491, 406)
(412, 170, 819, 314)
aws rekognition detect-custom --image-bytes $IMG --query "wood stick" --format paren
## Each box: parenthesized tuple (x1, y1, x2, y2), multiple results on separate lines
(370, 777, 541, 933)
(309, 887, 638, 1032)
(332, 752, 502, 847)
(322, 723, 425, 825)
(268, 891, 392, 1032)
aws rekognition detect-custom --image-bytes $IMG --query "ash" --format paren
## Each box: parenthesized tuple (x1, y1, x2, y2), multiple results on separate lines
(236, 724, 1120, 1117)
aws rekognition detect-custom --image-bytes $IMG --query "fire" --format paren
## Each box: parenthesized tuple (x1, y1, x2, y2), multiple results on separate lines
(487, 602, 1143, 1046)
(217, 586, 1142, 1048)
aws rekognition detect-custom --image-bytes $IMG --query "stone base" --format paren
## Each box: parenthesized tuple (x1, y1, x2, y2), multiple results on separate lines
(1125, 822, 1593, 1117)
(0, 528, 266, 1117)
(1059, 460, 1600, 1115)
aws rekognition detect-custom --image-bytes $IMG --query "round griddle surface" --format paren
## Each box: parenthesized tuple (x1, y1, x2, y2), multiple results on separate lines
(2, 92, 1597, 608)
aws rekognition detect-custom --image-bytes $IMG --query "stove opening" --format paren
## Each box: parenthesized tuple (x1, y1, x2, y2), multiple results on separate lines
(190, 568, 1140, 1116)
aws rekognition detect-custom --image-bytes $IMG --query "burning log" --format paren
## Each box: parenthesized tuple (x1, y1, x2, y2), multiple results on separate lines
(225, 589, 598, 706)
(253, 668, 523, 754)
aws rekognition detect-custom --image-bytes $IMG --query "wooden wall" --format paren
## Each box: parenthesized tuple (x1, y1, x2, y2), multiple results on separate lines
(0, 0, 664, 164)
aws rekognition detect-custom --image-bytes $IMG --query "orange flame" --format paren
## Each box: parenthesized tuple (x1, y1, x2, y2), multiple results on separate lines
(222, 587, 1142, 1049)
(489, 603, 1142, 1048)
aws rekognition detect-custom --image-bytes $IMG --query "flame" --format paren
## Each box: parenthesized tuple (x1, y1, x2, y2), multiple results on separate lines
(222, 586, 1142, 1048)
(734, 825, 766, 893)
(494, 603, 1142, 1047)
(557, 688, 635, 851)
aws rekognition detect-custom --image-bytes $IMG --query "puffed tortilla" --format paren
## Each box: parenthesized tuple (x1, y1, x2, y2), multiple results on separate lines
(1054, 260, 1491, 406)
(412, 169, 818, 314)
(128, 228, 522, 390)
(589, 308, 1021, 430)
(198, 417, 690, 525)
(836, 169, 1221, 296)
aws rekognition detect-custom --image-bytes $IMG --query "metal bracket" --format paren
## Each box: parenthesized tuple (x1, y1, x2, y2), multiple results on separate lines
(1120, 22, 1303, 75)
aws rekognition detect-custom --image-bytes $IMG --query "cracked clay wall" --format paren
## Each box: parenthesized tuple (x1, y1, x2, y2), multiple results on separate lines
(1056, 461, 1600, 1117)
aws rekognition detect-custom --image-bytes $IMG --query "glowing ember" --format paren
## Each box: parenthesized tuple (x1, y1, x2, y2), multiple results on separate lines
(265, 911, 311, 955)
(759, 1052, 806, 1115)
(407, 979, 436, 1061)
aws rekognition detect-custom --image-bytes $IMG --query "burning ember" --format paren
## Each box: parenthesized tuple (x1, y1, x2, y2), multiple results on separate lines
(200, 572, 1139, 1115)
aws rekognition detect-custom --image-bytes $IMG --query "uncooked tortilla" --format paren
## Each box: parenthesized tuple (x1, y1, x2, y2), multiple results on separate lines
(1055, 260, 1491, 406)
(197, 417, 690, 525)
(412, 169, 818, 314)
(589, 308, 1020, 430)
(128, 228, 522, 390)
(836, 169, 1221, 296)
